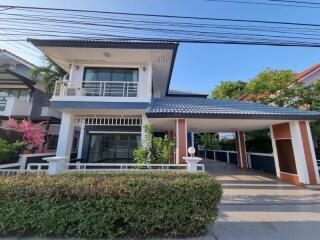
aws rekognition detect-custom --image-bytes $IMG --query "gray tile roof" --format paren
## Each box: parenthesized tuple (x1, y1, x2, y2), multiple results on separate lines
(146, 97, 320, 120)
(28, 39, 178, 49)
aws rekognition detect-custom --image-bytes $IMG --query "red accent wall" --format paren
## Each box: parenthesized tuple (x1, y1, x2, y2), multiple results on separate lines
(236, 131, 248, 169)
(272, 123, 291, 139)
(177, 119, 186, 164)
(272, 122, 300, 185)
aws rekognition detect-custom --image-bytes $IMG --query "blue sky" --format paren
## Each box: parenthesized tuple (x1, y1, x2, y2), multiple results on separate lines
(1, 0, 320, 94)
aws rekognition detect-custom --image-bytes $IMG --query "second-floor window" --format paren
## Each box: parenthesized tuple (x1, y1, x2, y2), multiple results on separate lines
(82, 68, 139, 97)
(0, 88, 29, 101)
(83, 67, 139, 82)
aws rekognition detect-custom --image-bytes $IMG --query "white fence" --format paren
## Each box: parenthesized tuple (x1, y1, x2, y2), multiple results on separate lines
(0, 162, 205, 176)
(0, 163, 23, 176)
(27, 162, 205, 172)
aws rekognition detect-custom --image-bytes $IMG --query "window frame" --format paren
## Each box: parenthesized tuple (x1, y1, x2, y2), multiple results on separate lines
(0, 88, 30, 101)
(83, 67, 139, 82)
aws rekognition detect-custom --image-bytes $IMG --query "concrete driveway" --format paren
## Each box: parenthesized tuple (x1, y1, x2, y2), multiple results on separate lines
(191, 159, 320, 240)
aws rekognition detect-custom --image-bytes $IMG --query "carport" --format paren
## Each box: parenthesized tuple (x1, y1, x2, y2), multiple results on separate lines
(146, 97, 320, 185)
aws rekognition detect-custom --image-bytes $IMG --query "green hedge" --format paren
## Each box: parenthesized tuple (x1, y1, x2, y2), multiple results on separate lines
(0, 172, 222, 239)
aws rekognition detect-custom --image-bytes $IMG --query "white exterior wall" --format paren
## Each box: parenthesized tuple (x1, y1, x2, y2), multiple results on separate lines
(0, 96, 32, 117)
(269, 126, 281, 178)
(289, 121, 310, 184)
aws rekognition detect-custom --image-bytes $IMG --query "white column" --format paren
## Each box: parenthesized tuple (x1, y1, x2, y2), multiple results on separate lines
(289, 121, 310, 184)
(269, 126, 281, 178)
(306, 121, 320, 184)
(141, 113, 149, 147)
(77, 121, 85, 159)
(56, 112, 75, 161)
(191, 132, 195, 147)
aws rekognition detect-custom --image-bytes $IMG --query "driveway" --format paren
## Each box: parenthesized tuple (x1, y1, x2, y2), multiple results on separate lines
(189, 159, 320, 240)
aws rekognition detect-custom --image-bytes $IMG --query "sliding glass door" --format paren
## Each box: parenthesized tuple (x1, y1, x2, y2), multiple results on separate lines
(88, 133, 140, 163)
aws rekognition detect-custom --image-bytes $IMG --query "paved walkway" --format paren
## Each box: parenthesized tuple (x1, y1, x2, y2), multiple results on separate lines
(189, 159, 320, 240)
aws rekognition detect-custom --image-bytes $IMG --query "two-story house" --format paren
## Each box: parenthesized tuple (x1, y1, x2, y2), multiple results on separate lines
(30, 39, 320, 185)
(0, 49, 61, 148)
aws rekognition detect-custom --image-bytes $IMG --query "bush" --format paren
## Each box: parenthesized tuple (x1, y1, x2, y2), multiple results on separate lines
(0, 139, 26, 164)
(134, 124, 175, 164)
(0, 172, 222, 239)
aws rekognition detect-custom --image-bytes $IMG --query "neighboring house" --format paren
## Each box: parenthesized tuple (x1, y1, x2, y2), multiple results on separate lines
(0, 49, 61, 149)
(296, 63, 320, 86)
(29, 39, 320, 185)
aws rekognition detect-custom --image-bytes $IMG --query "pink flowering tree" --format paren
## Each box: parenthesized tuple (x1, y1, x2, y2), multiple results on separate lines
(6, 117, 47, 153)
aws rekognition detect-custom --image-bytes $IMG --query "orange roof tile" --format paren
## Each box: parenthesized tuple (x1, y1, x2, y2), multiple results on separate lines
(296, 63, 320, 81)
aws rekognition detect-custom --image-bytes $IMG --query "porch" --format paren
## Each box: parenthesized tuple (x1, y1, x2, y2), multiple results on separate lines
(15, 96, 319, 185)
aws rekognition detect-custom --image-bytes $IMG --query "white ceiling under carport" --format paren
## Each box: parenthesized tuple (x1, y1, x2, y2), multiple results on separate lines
(148, 118, 289, 132)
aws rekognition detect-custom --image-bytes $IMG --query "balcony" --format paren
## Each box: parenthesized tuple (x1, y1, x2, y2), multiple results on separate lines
(53, 81, 139, 98)
(0, 96, 32, 116)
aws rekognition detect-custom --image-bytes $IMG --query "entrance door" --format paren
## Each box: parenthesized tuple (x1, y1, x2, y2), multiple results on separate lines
(88, 133, 140, 163)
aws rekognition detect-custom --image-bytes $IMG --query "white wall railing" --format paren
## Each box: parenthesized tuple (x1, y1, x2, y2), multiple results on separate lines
(54, 81, 138, 97)
(0, 163, 23, 176)
(198, 148, 274, 165)
(26, 162, 205, 173)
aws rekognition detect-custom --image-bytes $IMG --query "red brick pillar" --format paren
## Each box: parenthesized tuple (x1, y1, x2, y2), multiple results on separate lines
(235, 131, 248, 169)
(168, 130, 175, 164)
(176, 119, 187, 164)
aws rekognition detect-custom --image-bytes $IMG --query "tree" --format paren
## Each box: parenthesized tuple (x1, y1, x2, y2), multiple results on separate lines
(211, 80, 247, 99)
(244, 69, 296, 95)
(6, 118, 47, 153)
(259, 80, 320, 111)
(133, 124, 175, 164)
(196, 133, 219, 159)
(32, 56, 66, 99)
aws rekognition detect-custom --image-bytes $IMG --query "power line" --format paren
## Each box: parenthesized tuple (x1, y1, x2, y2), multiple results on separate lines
(205, 0, 320, 8)
(1, 4, 320, 28)
(0, 4, 319, 47)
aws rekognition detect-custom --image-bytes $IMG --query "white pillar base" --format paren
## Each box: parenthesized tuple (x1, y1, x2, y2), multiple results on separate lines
(43, 156, 69, 176)
(183, 157, 202, 172)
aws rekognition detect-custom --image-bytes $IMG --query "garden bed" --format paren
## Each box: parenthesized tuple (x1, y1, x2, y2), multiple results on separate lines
(0, 172, 222, 239)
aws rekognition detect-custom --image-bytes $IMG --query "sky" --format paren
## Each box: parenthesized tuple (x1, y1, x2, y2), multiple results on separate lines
(1, 0, 320, 95)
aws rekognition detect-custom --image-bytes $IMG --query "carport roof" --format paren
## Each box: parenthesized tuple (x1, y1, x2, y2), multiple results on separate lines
(146, 97, 320, 120)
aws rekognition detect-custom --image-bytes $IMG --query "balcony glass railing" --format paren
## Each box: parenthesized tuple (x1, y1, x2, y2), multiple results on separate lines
(54, 81, 138, 97)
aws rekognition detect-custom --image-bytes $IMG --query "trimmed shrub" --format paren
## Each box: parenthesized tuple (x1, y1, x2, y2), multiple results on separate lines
(0, 172, 222, 239)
